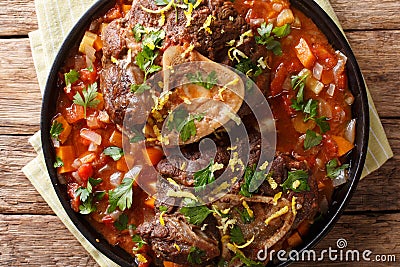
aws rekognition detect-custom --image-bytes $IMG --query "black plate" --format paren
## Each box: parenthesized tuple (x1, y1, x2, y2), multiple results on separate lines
(41, 0, 369, 266)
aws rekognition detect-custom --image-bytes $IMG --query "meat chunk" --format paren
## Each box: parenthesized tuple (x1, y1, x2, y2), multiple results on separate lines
(137, 212, 220, 265)
(100, 0, 250, 125)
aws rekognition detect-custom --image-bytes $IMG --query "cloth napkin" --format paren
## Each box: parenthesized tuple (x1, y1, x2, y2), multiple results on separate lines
(23, 0, 393, 266)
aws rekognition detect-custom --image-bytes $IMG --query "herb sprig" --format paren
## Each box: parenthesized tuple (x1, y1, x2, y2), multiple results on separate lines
(107, 177, 135, 213)
(255, 23, 291, 56)
(186, 70, 218, 90)
(50, 120, 64, 141)
(73, 82, 100, 118)
(75, 178, 103, 214)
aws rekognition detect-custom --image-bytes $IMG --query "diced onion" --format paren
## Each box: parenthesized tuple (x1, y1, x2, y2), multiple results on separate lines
(332, 169, 348, 187)
(327, 84, 335, 97)
(313, 63, 323, 80)
(80, 129, 102, 145)
(80, 152, 96, 164)
(98, 110, 110, 123)
(108, 210, 122, 220)
(88, 142, 98, 152)
(249, 18, 264, 27)
(344, 94, 355, 105)
(333, 51, 347, 84)
(72, 158, 82, 169)
(52, 138, 60, 148)
(276, 9, 294, 26)
(87, 114, 101, 129)
(85, 45, 96, 63)
(310, 80, 324, 95)
(110, 172, 123, 188)
(344, 119, 356, 144)
(272, 3, 283, 12)
(71, 171, 82, 184)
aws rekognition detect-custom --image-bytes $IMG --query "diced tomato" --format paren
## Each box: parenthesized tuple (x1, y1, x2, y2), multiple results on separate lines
(65, 103, 85, 124)
(79, 68, 97, 84)
(77, 163, 94, 182)
(102, 214, 115, 225)
(336, 72, 347, 90)
(320, 135, 339, 162)
(312, 43, 338, 69)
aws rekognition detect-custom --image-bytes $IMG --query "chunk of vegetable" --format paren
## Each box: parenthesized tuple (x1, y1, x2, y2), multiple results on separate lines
(109, 130, 123, 147)
(65, 103, 85, 124)
(295, 38, 316, 69)
(144, 197, 155, 209)
(56, 146, 75, 174)
(79, 31, 97, 54)
(331, 135, 354, 156)
(116, 156, 129, 172)
(53, 115, 71, 144)
(145, 147, 164, 166)
(80, 129, 102, 145)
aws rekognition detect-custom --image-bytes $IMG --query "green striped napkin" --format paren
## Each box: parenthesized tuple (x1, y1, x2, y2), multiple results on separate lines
(23, 0, 393, 266)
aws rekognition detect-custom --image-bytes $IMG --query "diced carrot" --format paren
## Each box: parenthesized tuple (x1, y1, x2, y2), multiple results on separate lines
(331, 135, 354, 156)
(56, 146, 76, 174)
(144, 197, 155, 209)
(93, 35, 103, 51)
(295, 38, 316, 69)
(122, 5, 132, 15)
(287, 231, 303, 247)
(65, 103, 85, 124)
(145, 147, 164, 166)
(163, 261, 184, 267)
(95, 93, 105, 110)
(116, 156, 129, 172)
(54, 115, 72, 144)
(109, 130, 123, 147)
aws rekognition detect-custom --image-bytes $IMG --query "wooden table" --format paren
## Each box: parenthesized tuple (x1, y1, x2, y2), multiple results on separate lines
(0, 0, 399, 266)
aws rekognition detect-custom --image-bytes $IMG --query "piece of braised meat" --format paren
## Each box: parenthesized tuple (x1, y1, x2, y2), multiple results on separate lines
(136, 212, 220, 265)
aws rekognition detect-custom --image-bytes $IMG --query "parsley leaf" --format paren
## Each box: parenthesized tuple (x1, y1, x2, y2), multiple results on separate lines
(114, 213, 129, 231)
(167, 109, 204, 142)
(108, 177, 135, 213)
(272, 23, 291, 38)
(180, 205, 213, 225)
(255, 22, 287, 56)
(290, 73, 308, 109)
(79, 197, 97, 214)
(235, 58, 262, 79)
(281, 170, 310, 192)
(186, 70, 218, 90)
(187, 246, 205, 265)
(73, 82, 100, 118)
(235, 207, 254, 224)
(142, 29, 165, 50)
(75, 178, 103, 215)
(132, 234, 147, 250)
(239, 165, 264, 197)
(103, 146, 124, 161)
(315, 116, 330, 133)
(230, 225, 245, 245)
(50, 120, 63, 141)
(304, 129, 322, 150)
(159, 205, 168, 212)
(135, 46, 162, 81)
(193, 160, 219, 190)
(64, 69, 79, 88)
(132, 24, 146, 42)
(53, 157, 64, 168)
(326, 159, 349, 179)
(303, 99, 319, 122)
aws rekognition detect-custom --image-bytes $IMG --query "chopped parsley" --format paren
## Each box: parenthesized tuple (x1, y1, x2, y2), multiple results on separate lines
(193, 159, 221, 190)
(107, 177, 135, 213)
(159, 205, 168, 212)
(75, 178, 103, 215)
(129, 127, 145, 143)
(186, 70, 218, 89)
(239, 165, 264, 197)
(114, 213, 129, 231)
(281, 170, 310, 193)
(167, 109, 204, 142)
(326, 159, 349, 179)
(235, 207, 254, 224)
(132, 24, 146, 42)
(230, 225, 245, 245)
(53, 156, 64, 168)
(187, 246, 205, 265)
(103, 146, 124, 161)
(50, 120, 63, 141)
(304, 129, 322, 150)
(255, 22, 290, 56)
(135, 46, 162, 81)
(132, 234, 146, 250)
(72, 82, 100, 118)
(180, 205, 213, 225)
(303, 99, 319, 122)
(290, 73, 308, 110)
(64, 69, 79, 88)
(235, 58, 262, 79)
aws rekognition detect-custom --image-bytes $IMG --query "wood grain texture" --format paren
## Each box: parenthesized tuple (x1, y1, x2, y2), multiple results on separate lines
(1, 213, 398, 266)
(0, 119, 398, 214)
(0, 0, 37, 36)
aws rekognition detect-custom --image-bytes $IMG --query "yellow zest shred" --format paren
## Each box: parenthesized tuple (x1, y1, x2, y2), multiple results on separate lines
(180, 161, 187, 171)
(210, 162, 224, 172)
(111, 56, 118, 64)
(181, 44, 195, 58)
(229, 152, 245, 172)
(159, 11, 166, 26)
(237, 30, 253, 47)
(184, 3, 194, 27)
(229, 16, 234, 21)
(174, 243, 181, 252)
(267, 175, 278, 190)
(228, 47, 248, 62)
(226, 39, 235, 46)
(257, 56, 270, 70)
(136, 254, 148, 263)
(145, 137, 158, 142)
(259, 160, 269, 171)
(152, 110, 164, 122)
(217, 217, 237, 234)
(153, 125, 162, 142)
(200, 15, 215, 34)
(234, 235, 255, 249)
(292, 196, 297, 216)
(193, 0, 202, 9)
(166, 189, 198, 200)
(227, 145, 237, 151)
(242, 200, 254, 218)
(167, 178, 180, 187)
(273, 192, 282, 206)
(141, 0, 174, 14)
(227, 243, 239, 254)
(159, 211, 166, 226)
(221, 235, 230, 243)
(265, 206, 289, 225)
(292, 180, 301, 190)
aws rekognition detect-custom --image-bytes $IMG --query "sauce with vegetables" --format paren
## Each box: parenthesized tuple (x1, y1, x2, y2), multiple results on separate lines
(50, 0, 355, 266)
